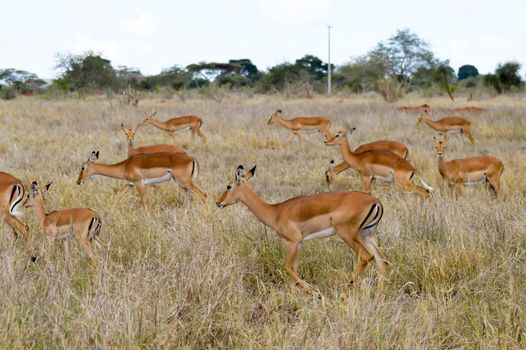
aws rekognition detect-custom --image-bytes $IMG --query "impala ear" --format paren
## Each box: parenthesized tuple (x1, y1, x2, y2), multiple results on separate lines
(246, 165, 257, 180)
(235, 165, 245, 185)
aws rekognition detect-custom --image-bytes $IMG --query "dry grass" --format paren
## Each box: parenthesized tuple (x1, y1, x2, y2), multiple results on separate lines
(0, 94, 525, 349)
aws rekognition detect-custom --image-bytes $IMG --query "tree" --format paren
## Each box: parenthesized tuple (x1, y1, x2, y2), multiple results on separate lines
(495, 61, 522, 90)
(337, 56, 385, 93)
(483, 74, 502, 94)
(369, 29, 435, 89)
(55, 51, 118, 93)
(458, 65, 479, 80)
(256, 63, 300, 93)
(0, 68, 46, 98)
(228, 59, 260, 81)
(294, 55, 329, 80)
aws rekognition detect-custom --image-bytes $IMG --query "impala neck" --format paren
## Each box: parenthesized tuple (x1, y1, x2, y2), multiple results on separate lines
(437, 154, 448, 175)
(146, 118, 168, 130)
(339, 136, 361, 169)
(91, 162, 127, 180)
(274, 115, 293, 129)
(127, 141, 135, 155)
(238, 185, 279, 231)
(423, 117, 441, 130)
(34, 194, 47, 226)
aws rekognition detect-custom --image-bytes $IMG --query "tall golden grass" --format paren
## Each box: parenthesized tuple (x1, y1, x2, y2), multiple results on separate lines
(0, 94, 525, 348)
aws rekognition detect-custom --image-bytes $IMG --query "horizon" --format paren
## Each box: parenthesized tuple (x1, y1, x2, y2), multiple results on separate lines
(1, 0, 525, 80)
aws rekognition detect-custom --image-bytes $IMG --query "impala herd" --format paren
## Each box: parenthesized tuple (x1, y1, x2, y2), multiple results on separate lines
(1, 106, 504, 294)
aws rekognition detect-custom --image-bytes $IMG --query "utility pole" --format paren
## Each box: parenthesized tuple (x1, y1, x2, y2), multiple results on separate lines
(327, 25, 332, 95)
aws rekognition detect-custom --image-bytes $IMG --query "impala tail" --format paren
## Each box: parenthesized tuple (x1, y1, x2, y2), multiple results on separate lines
(191, 159, 199, 180)
(9, 184, 24, 216)
(415, 174, 434, 192)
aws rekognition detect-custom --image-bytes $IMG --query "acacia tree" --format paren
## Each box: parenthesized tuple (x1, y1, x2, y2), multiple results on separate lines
(369, 29, 435, 89)
(495, 61, 522, 91)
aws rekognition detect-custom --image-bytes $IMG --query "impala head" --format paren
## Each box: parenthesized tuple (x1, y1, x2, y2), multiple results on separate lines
(324, 159, 336, 188)
(267, 109, 282, 125)
(417, 109, 430, 124)
(216, 165, 257, 208)
(76, 151, 99, 185)
(433, 135, 448, 158)
(324, 128, 355, 146)
(120, 122, 142, 144)
(24, 181, 52, 208)
(141, 111, 157, 125)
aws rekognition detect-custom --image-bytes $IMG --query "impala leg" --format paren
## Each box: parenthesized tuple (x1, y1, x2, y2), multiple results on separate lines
(465, 129, 475, 144)
(81, 239, 97, 267)
(284, 240, 314, 294)
(361, 229, 387, 292)
(487, 174, 501, 198)
(397, 176, 428, 198)
(454, 181, 463, 198)
(362, 176, 373, 193)
(443, 132, 449, 144)
(111, 184, 133, 210)
(194, 127, 207, 142)
(134, 182, 149, 211)
(187, 184, 207, 203)
(295, 132, 302, 146)
(4, 215, 35, 259)
(335, 224, 373, 289)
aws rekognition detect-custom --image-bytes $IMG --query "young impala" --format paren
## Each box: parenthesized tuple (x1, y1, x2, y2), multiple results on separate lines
(216, 165, 387, 293)
(417, 109, 475, 145)
(141, 112, 206, 142)
(24, 182, 103, 265)
(325, 130, 433, 197)
(434, 136, 504, 198)
(324, 128, 409, 188)
(120, 122, 186, 157)
(0, 172, 34, 259)
(76, 151, 206, 210)
(267, 109, 333, 144)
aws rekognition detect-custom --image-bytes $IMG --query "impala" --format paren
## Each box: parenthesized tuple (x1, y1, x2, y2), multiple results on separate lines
(417, 109, 475, 145)
(0, 172, 34, 259)
(120, 122, 186, 157)
(324, 128, 409, 188)
(325, 130, 433, 197)
(216, 165, 387, 293)
(76, 151, 207, 210)
(141, 112, 206, 142)
(267, 109, 333, 144)
(449, 106, 486, 114)
(433, 136, 504, 198)
(397, 104, 431, 112)
(24, 182, 103, 265)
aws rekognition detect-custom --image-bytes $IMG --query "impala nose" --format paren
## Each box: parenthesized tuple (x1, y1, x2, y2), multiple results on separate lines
(216, 202, 224, 208)
(76, 180, 82, 185)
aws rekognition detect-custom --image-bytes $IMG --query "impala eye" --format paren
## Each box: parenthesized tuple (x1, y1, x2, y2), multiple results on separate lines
(227, 185, 232, 191)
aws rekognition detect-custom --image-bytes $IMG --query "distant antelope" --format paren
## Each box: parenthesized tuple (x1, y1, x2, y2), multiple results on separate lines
(267, 109, 333, 144)
(325, 129, 433, 197)
(433, 136, 504, 198)
(24, 182, 103, 266)
(417, 109, 475, 145)
(120, 122, 186, 157)
(141, 112, 206, 142)
(324, 128, 409, 188)
(397, 104, 431, 112)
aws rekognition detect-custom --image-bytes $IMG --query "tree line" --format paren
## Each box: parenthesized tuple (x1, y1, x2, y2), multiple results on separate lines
(0, 29, 523, 101)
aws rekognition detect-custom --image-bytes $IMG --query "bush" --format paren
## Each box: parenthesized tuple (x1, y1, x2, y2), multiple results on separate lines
(0, 86, 16, 100)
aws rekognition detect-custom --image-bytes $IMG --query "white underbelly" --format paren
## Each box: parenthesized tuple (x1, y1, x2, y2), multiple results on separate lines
(373, 174, 394, 182)
(303, 227, 336, 241)
(464, 177, 486, 186)
(448, 129, 461, 134)
(301, 128, 320, 134)
(143, 172, 173, 185)
(174, 126, 192, 134)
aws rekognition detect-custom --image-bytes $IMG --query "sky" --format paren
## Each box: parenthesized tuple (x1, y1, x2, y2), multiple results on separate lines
(1, 0, 525, 79)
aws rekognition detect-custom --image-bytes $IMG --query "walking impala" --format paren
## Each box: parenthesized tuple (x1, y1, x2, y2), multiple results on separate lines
(324, 128, 409, 188)
(267, 109, 333, 144)
(24, 182, 103, 266)
(325, 130, 433, 197)
(120, 122, 186, 156)
(216, 165, 387, 293)
(433, 136, 504, 198)
(417, 109, 475, 145)
(76, 151, 206, 210)
(141, 112, 206, 142)
(0, 172, 34, 258)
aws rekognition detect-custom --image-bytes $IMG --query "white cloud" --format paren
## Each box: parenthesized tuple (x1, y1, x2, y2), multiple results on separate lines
(119, 9, 157, 37)
(257, 0, 331, 25)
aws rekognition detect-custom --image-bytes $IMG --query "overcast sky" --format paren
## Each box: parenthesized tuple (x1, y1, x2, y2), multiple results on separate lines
(2, 0, 525, 79)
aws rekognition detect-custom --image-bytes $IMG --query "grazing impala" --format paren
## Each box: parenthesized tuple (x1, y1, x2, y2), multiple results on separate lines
(433, 136, 504, 198)
(24, 182, 103, 265)
(397, 104, 431, 112)
(76, 151, 207, 210)
(417, 109, 475, 145)
(325, 130, 433, 197)
(267, 109, 333, 144)
(141, 112, 206, 142)
(0, 172, 34, 258)
(324, 128, 409, 188)
(120, 122, 186, 157)
(216, 165, 387, 293)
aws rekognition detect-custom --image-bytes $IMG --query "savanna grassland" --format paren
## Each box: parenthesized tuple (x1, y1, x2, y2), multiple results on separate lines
(0, 93, 525, 349)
